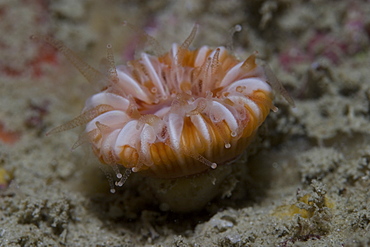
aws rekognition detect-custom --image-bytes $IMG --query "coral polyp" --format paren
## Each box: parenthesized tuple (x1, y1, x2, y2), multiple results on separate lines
(37, 25, 292, 184)
(89, 46, 274, 179)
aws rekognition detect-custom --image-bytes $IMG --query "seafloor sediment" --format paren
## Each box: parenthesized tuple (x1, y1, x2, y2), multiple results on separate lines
(1, 0, 370, 246)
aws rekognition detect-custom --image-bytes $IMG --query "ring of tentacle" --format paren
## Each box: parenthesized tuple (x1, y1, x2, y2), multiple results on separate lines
(41, 26, 290, 179)
(78, 43, 275, 178)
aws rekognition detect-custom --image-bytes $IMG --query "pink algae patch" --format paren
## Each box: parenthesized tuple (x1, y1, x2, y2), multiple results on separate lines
(0, 122, 21, 145)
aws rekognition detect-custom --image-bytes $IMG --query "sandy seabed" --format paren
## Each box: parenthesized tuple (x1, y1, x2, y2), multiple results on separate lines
(1, 0, 370, 246)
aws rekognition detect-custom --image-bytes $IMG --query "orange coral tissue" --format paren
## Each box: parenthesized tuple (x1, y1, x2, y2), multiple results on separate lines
(37, 25, 293, 211)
